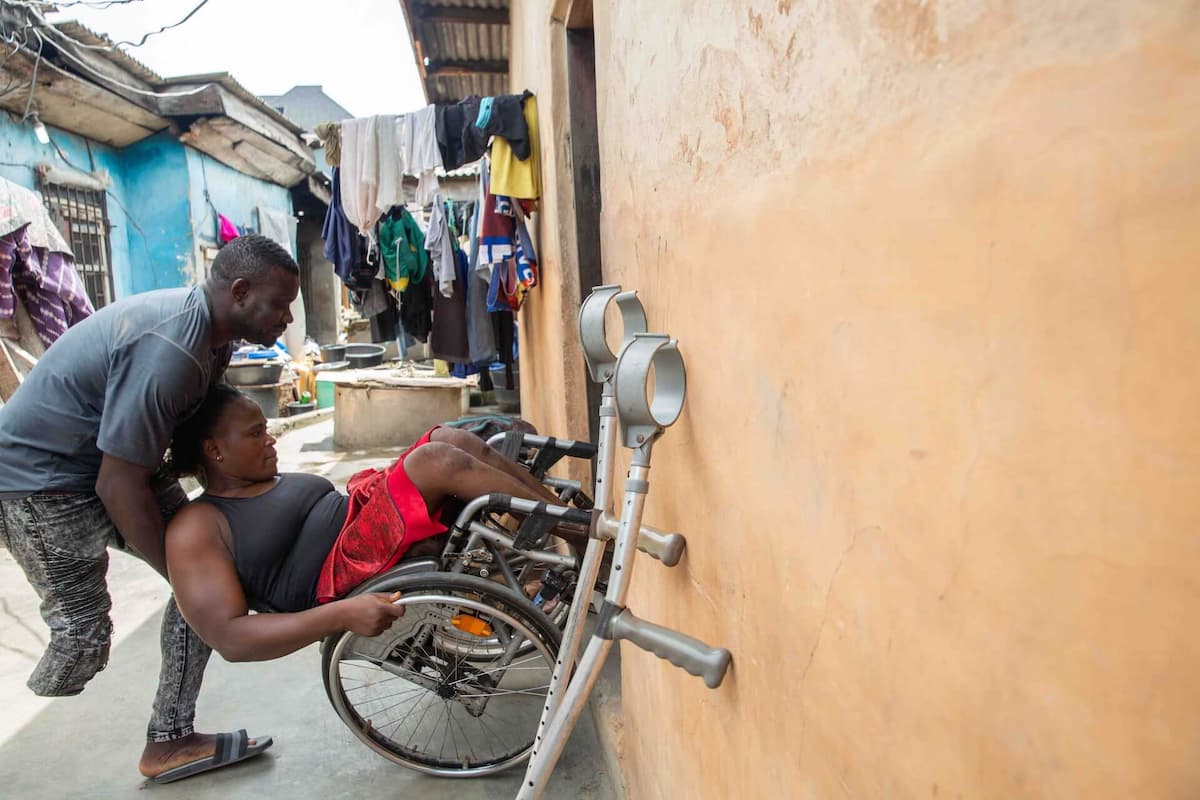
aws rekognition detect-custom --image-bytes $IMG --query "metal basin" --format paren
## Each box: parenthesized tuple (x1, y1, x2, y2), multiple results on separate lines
(345, 344, 386, 369)
(320, 344, 347, 363)
(226, 360, 284, 386)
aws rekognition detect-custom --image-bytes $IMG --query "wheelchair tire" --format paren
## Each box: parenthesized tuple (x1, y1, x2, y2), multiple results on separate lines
(320, 572, 562, 777)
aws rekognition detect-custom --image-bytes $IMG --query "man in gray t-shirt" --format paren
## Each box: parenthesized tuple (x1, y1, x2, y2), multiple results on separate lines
(0, 234, 300, 782)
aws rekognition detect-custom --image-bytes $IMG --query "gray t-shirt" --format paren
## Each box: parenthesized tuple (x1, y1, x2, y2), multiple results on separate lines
(0, 286, 231, 496)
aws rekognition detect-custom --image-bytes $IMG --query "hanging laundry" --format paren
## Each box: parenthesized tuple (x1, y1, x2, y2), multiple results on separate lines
(322, 166, 359, 283)
(339, 117, 384, 240)
(490, 93, 542, 200)
(399, 269, 434, 343)
(477, 192, 516, 266)
(424, 197, 457, 298)
(477, 91, 533, 160)
(486, 258, 519, 313)
(429, 252, 469, 363)
(403, 106, 443, 206)
(513, 214, 539, 295)
(0, 225, 93, 348)
(462, 247, 496, 364)
(436, 95, 489, 171)
(218, 214, 239, 243)
(471, 157, 491, 280)
(377, 207, 428, 293)
(368, 115, 407, 214)
(314, 121, 343, 167)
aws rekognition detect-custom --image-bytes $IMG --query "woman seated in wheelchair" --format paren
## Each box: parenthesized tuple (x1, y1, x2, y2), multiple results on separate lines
(163, 384, 562, 664)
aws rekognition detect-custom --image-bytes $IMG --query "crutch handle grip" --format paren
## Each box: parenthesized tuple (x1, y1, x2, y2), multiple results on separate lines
(610, 609, 731, 689)
(635, 524, 686, 567)
(597, 515, 687, 567)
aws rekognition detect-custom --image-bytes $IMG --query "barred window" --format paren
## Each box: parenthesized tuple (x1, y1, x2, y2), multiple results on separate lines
(42, 184, 114, 309)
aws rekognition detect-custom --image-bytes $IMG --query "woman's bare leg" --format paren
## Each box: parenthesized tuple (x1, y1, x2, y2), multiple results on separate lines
(429, 427, 560, 503)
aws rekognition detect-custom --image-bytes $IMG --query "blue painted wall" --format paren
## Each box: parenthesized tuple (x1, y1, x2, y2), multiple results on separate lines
(0, 115, 297, 301)
(185, 149, 294, 258)
(116, 131, 193, 295)
(0, 114, 135, 299)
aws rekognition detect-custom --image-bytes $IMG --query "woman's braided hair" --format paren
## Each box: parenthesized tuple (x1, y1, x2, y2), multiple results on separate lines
(166, 383, 245, 482)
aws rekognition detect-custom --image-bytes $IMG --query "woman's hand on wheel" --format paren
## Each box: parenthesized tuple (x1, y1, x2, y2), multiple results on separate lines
(339, 592, 406, 636)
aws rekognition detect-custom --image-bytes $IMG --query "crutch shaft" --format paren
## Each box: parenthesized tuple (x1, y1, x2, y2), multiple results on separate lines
(516, 635, 615, 800)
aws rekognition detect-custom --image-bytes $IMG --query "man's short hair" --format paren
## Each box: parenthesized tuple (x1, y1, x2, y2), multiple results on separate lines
(210, 234, 299, 285)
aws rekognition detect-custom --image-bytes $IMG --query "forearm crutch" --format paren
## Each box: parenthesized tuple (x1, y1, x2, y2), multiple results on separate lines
(517, 318, 733, 799)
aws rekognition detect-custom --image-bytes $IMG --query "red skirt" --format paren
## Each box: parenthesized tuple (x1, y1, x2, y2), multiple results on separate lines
(314, 427, 447, 603)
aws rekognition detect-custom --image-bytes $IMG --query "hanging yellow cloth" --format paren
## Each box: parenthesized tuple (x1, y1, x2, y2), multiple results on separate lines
(489, 94, 542, 200)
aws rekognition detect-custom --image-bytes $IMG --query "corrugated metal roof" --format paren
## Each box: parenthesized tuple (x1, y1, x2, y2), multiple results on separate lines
(52, 21, 163, 85)
(400, 0, 510, 105)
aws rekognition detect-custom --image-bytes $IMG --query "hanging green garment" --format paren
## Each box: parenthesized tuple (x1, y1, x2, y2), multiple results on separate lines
(377, 208, 429, 292)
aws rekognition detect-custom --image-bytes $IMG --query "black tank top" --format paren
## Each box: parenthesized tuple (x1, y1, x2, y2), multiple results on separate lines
(196, 474, 349, 612)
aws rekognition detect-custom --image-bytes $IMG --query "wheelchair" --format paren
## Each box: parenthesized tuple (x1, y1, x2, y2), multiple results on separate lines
(318, 436, 601, 777)
(318, 285, 719, 784)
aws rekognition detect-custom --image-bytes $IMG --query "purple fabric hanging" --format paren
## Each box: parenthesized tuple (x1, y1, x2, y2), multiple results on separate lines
(0, 224, 94, 347)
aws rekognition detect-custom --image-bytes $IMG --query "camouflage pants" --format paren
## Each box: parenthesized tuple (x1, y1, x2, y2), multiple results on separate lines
(0, 475, 212, 742)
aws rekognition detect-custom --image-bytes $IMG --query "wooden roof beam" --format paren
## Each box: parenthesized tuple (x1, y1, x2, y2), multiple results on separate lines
(425, 59, 509, 76)
(411, 4, 508, 25)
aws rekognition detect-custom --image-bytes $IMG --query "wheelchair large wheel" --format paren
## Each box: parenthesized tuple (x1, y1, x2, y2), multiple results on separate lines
(321, 572, 561, 777)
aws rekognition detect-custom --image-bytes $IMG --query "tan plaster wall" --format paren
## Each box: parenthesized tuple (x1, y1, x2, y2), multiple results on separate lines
(512, 0, 1200, 796)
(506, 0, 593, 483)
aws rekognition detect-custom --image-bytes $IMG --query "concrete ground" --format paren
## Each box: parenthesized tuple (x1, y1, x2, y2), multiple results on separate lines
(0, 417, 617, 800)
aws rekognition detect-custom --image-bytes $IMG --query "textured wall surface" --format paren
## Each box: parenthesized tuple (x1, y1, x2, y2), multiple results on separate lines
(507, 0, 595, 484)
(0, 117, 135, 299)
(512, 0, 1200, 796)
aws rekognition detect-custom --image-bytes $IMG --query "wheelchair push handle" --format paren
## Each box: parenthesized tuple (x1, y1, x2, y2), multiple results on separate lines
(609, 609, 732, 689)
(483, 493, 595, 527)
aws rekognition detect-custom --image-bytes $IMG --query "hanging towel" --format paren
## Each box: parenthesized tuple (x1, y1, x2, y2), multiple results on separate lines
(490, 93, 542, 199)
(314, 121, 342, 167)
(370, 115, 408, 214)
(403, 106, 443, 206)
(340, 117, 384, 240)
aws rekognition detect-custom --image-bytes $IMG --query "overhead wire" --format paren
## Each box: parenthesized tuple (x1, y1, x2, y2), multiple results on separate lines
(2, 0, 208, 51)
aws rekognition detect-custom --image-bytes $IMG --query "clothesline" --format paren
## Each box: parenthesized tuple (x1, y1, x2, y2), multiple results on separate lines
(317, 91, 543, 376)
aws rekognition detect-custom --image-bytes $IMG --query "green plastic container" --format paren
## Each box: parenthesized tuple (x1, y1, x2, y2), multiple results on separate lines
(316, 376, 336, 409)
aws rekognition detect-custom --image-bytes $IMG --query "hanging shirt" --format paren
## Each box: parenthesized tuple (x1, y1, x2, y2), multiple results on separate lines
(322, 166, 358, 283)
(399, 270, 433, 343)
(462, 248, 496, 364)
(377, 207, 428, 292)
(339, 117, 384, 239)
(403, 106, 443, 206)
(489, 93, 542, 199)
(429, 252, 469, 363)
(477, 91, 533, 161)
(424, 198, 457, 298)
(435, 95, 489, 171)
(477, 192, 516, 266)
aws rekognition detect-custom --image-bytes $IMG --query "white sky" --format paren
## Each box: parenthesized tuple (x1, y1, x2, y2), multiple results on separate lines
(47, 0, 427, 118)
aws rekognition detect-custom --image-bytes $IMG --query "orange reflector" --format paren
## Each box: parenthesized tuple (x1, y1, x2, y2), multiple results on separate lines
(450, 615, 493, 638)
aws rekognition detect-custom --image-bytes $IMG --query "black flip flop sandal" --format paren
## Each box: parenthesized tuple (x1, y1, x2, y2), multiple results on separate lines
(149, 729, 273, 785)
